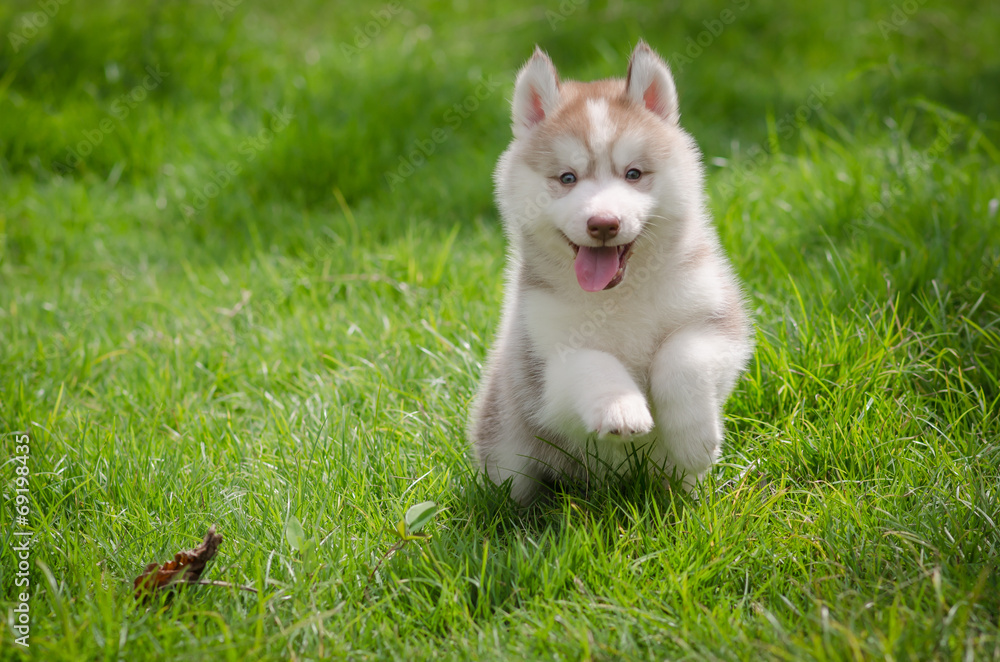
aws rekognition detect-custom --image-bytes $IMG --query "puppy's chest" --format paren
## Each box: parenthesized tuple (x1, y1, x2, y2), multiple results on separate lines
(520, 288, 675, 374)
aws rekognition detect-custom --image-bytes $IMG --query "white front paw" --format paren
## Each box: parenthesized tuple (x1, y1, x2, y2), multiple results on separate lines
(584, 392, 654, 439)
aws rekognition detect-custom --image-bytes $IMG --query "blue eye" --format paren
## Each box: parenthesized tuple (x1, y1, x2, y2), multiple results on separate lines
(559, 172, 577, 184)
(625, 168, 642, 181)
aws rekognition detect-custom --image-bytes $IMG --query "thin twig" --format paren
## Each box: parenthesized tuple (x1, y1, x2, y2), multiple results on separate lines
(364, 540, 407, 600)
(190, 579, 258, 594)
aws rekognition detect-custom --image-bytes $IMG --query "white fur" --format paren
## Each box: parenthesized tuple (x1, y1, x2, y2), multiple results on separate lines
(470, 42, 753, 504)
(585, 99, 615, 154)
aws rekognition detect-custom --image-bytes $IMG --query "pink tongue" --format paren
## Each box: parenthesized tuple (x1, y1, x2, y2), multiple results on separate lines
(574, 246, 619, 292)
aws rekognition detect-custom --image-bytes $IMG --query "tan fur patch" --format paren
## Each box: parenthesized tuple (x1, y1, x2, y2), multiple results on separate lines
(522, 79, 672, 180)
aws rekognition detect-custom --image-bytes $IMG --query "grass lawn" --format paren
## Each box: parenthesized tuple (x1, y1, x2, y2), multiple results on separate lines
(2, 0, 999, 659)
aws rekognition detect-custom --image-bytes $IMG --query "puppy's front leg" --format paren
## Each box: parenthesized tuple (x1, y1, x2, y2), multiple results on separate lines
(649, 325, 746, 488)
(540, 348, 653, 439)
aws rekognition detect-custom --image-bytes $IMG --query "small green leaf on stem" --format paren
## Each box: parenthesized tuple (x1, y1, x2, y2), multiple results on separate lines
(404, 501, 437, 534)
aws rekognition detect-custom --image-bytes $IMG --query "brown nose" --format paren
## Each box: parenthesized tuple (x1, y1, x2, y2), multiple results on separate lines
(587, 216, 620, 242)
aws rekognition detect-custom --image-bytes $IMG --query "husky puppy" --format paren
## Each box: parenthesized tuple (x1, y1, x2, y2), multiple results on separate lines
(469, 41, 753, 504)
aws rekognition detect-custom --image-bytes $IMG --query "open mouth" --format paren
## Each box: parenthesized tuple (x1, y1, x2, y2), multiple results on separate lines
(566, 238, 635, 292)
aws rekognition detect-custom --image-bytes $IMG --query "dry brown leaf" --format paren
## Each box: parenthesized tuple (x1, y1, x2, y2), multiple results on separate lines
(134, 525, 223, 600)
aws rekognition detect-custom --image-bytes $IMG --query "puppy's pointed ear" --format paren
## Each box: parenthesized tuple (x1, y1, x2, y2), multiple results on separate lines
(626, 41, 679, 125)
(511, 47, 560, 138)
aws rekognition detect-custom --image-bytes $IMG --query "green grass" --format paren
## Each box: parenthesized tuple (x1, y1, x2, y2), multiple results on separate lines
(2, 0, 999, 659)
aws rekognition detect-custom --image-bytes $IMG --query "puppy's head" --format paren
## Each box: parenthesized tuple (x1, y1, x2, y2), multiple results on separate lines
(495, 41, 703, 292)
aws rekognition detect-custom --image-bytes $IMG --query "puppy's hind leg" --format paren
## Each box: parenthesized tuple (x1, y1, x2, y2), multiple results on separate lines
(476, 420, 551, 505)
